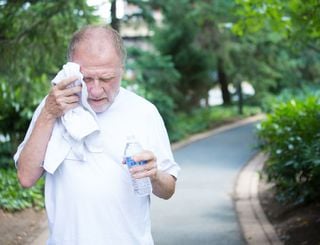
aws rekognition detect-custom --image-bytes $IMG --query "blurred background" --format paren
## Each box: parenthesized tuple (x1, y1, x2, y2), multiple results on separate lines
(0, 1, 319, 242)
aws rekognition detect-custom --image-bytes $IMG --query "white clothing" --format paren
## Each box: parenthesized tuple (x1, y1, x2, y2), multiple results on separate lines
(14, 87, 180, 245)
(51, 62, 99, 141)
(44, 62, 102, 174)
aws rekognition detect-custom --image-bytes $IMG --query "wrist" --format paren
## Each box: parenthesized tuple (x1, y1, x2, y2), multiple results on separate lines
(39, 107, 57, 125)
(150, 169, 160, 183)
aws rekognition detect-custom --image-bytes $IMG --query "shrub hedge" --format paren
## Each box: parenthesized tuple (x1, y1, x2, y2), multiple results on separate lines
(257, 96, 320, 204)
(0, 168, 44, 211)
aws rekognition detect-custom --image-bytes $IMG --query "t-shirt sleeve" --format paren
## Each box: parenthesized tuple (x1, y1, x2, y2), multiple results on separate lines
(13, 98, 47, 167)
(147, 106, 181, 179)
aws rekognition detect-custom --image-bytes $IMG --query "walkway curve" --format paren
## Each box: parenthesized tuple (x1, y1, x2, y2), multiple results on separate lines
(234, 153, 283, 245)
(151, 114, 266, 245)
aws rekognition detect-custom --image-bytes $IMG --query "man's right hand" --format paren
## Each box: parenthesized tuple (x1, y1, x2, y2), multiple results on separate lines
(44, 76, 82, 120)
(17, 76, 81, 188)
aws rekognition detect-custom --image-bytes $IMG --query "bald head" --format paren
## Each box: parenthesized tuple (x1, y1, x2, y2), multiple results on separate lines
(67, 25, 126, 66)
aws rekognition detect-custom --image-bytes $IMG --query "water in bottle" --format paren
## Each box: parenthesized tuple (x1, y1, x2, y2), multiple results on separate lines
(124, 135, 152, 197)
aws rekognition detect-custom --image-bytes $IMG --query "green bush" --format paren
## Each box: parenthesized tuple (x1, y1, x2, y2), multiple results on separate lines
(257, 96, 320, 204)
(0, 141, 14, 169)
(170, 105, 261, 142)
(260, 84, 320, 113)
(0, 168, 44, 211)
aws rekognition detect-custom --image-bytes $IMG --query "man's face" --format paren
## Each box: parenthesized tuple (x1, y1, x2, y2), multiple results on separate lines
(72, 39, 123, 113)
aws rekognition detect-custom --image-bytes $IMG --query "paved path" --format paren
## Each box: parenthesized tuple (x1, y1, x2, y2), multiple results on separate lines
(151, 122, 258, 245)
(32, 118, 263, 245)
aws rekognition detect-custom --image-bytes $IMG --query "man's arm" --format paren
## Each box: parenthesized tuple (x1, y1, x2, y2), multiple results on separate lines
(17, 77, 81, 188)
(18, 110, 55, 188)
(130, 151, 176, 199)
(150, 170, 176, 200)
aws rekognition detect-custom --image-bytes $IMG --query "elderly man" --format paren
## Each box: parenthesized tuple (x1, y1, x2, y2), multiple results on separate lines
(14, 25, 180, 245)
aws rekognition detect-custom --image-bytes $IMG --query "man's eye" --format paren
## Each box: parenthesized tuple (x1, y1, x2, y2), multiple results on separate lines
(84, 77, 93, 83)
(100, 78, 112, 83)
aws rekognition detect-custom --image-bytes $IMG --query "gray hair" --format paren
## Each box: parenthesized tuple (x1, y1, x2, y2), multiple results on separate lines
(67, 25, 127, 66)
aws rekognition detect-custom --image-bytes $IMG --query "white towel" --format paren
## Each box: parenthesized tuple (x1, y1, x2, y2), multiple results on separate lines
(43, 62, 103, 174)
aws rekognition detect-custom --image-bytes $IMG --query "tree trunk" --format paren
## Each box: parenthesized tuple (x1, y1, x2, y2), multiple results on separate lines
(217, 57, 231, 105)
(237, 81, 243, 114)
(111, 0, 119, 31)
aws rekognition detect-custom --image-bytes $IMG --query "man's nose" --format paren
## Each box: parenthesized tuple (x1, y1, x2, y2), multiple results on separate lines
(88, 79, 103, 96)
(92, 78, 101, 88)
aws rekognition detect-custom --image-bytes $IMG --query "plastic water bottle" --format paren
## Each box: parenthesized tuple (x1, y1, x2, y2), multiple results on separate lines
(124, 135, 152, 197)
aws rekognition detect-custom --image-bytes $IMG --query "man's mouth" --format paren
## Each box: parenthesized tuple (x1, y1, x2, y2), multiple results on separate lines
(89, 97, 107, 101)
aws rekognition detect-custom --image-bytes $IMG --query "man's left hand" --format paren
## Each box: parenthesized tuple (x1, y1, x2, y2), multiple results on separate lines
(130, 150, 158, 181)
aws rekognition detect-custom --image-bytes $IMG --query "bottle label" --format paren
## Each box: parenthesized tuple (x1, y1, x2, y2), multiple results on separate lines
(125, 157, 147, 168)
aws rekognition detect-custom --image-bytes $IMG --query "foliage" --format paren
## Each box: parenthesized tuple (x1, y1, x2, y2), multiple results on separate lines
(151, 0, 214, 111)
(191, 0, 238, 105)
(2, 0, 320, 211)
(0, 141, 14, 169)
(229, 29, 320, 103)
(233, 0, 320, 50)
(124, 0, 235, 106)
(257, 96, 320, 204)
(0, 0, 98, 169)
(261, 84, 320, 113)
(232, 0, 320, 104)
(123, 47, 180, 133)
(0, 168, 44, 211)
(124, 0, 320, 113)
(0, 0, 97, 211)
(170, 105, 261, 142)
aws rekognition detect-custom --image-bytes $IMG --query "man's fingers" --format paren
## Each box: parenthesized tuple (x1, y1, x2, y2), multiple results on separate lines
(64, 95, 80, 104)
(133, 151, 156, 163)
(44, 76, 82, 119)
(61, 85, 82, 96)
(50, 85, 81, 103)
(131, 166, 157, 179)
(130, 150, 158, 179)
(64, 102, 79, 112)
(55, 76, 80, 90)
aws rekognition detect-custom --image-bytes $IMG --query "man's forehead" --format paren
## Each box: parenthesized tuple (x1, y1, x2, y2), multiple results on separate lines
(76, 37, 116, 55)
(81, 66, 121, 76)
(72, 38, 121, 64)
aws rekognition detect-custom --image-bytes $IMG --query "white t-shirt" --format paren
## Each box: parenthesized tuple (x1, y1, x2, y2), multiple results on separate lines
(14, 87, 180, 245)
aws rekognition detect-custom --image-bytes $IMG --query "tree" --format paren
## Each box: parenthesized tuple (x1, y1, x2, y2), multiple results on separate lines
(116, 0, 212, 111)
(191, 0, 238, 105)
(0, 0, 98, 168)
(151, 0, 213, 111)
(117, 0, 320, 111)
(111, 0, 120, 31)
(231, 0, 320, 101)
(233, 0, 320, 51)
